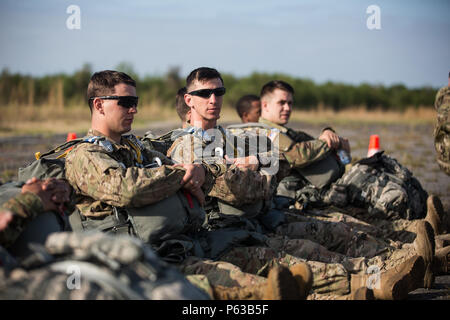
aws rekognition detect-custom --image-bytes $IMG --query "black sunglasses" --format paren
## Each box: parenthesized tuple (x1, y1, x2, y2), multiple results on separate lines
(188, 87, 226, 98)
(89, 95, 139, 108)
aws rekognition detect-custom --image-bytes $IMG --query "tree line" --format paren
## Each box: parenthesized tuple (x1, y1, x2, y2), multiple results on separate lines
(0, 63, 438, 111)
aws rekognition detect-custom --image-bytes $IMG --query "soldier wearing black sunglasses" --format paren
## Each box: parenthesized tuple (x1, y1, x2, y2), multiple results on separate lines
(88, 95, 139, 109)
(184, 67, 227, 131)
(65, 70, 210, 229)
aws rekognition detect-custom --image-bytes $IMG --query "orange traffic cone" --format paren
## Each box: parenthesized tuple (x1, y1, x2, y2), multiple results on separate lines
(66, 132, 77, 152)
(367, 134, 380, 157)
(67, 132, 77, 141)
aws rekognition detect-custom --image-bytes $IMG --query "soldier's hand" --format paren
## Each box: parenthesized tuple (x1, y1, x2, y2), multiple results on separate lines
(176, 163, 206, 189)
(0, 210, 13, 231)
(22, 177, 71, 213)
(225, 155, 259, 171)
(319, 129, 340, 150)
(42, 178, 72, 206)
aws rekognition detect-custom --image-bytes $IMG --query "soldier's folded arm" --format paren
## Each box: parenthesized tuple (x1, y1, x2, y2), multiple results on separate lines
(282, 138, 331, 169)
(207, 166, 271, 206)
(167, 138, 268, 205)
(65, 146, 187, 208)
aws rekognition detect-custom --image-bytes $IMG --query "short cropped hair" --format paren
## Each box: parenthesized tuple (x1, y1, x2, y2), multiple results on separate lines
(235, 94, 260, 118)
(260, 80, 294, 99)
(87, 70, 136, 110)
(176, 87, 190, 122)
(186, 67, 224, 92)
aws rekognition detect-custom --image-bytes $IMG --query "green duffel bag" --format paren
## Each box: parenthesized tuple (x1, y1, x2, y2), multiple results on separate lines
(295, 152, 345, 190)
(75, 191, 206, 245)
(18, 138, 85, 183)
(0, 182, 22, 207)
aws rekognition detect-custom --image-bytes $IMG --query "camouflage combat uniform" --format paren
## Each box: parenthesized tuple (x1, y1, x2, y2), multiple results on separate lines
(434, 85, 450, 175)
(166, 124, 423, 298)
(65, 129, 239, 242)
(167, 125, 276, 217)
(179, 235, 420, 298)
(227, 119, 404, 257)
(65, 129, 206, 219)
(227, 118, 335, 191)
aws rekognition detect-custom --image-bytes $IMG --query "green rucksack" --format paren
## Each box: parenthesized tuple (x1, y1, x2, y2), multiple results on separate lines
(18, 138, 86, 183)
(77, 190, 206, 246)
(324, 152, 428, 220)
(141, 128, 189, 155)
(0, 139, 84, 258)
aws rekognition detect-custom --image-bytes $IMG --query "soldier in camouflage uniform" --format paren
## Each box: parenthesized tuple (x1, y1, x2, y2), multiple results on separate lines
(64, 70, 219, 240)
(167, 67, 275, 223)
(229, 80, 431, 222)
(162, 68, 442, 299)
(223, 81, 402, 257)
(433, 73, 450, 176)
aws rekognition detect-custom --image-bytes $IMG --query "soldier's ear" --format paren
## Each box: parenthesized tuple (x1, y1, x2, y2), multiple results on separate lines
(92, 98, 104, 115)
(261, 99, 269, 112)
(184, 93, 193, 108)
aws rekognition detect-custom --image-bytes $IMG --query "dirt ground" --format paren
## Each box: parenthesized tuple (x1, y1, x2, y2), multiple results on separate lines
(0, 120, 449, 299)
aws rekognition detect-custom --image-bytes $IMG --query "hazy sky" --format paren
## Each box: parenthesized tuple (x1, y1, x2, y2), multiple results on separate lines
(0, 0, 448, 88)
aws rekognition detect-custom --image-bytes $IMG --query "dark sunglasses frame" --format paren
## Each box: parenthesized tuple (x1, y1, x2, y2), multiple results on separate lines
(89, 95, 139, 108)
(187, 87, 226, 98)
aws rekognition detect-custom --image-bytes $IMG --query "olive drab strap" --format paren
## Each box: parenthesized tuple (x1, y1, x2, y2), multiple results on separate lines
(18, 138, 87, 183)
(34, 138, 86, 160)
(285, 128, 315, 143)
(123, 137, 144, 165)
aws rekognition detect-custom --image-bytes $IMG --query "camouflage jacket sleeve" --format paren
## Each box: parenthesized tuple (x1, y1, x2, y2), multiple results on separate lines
(207, 166, 274, 206)
(0, 192, 44, 248)
(65, 143, 186, 208)
(276, 130, 332, 169)
(166, 136, 227, 195)
(167, 135, 270, 205)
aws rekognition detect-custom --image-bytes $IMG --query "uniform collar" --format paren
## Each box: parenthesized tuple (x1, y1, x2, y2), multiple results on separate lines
(183, 125, 225, 143)
(259, 118, 288, 133)
(87, 129, 130, 149)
